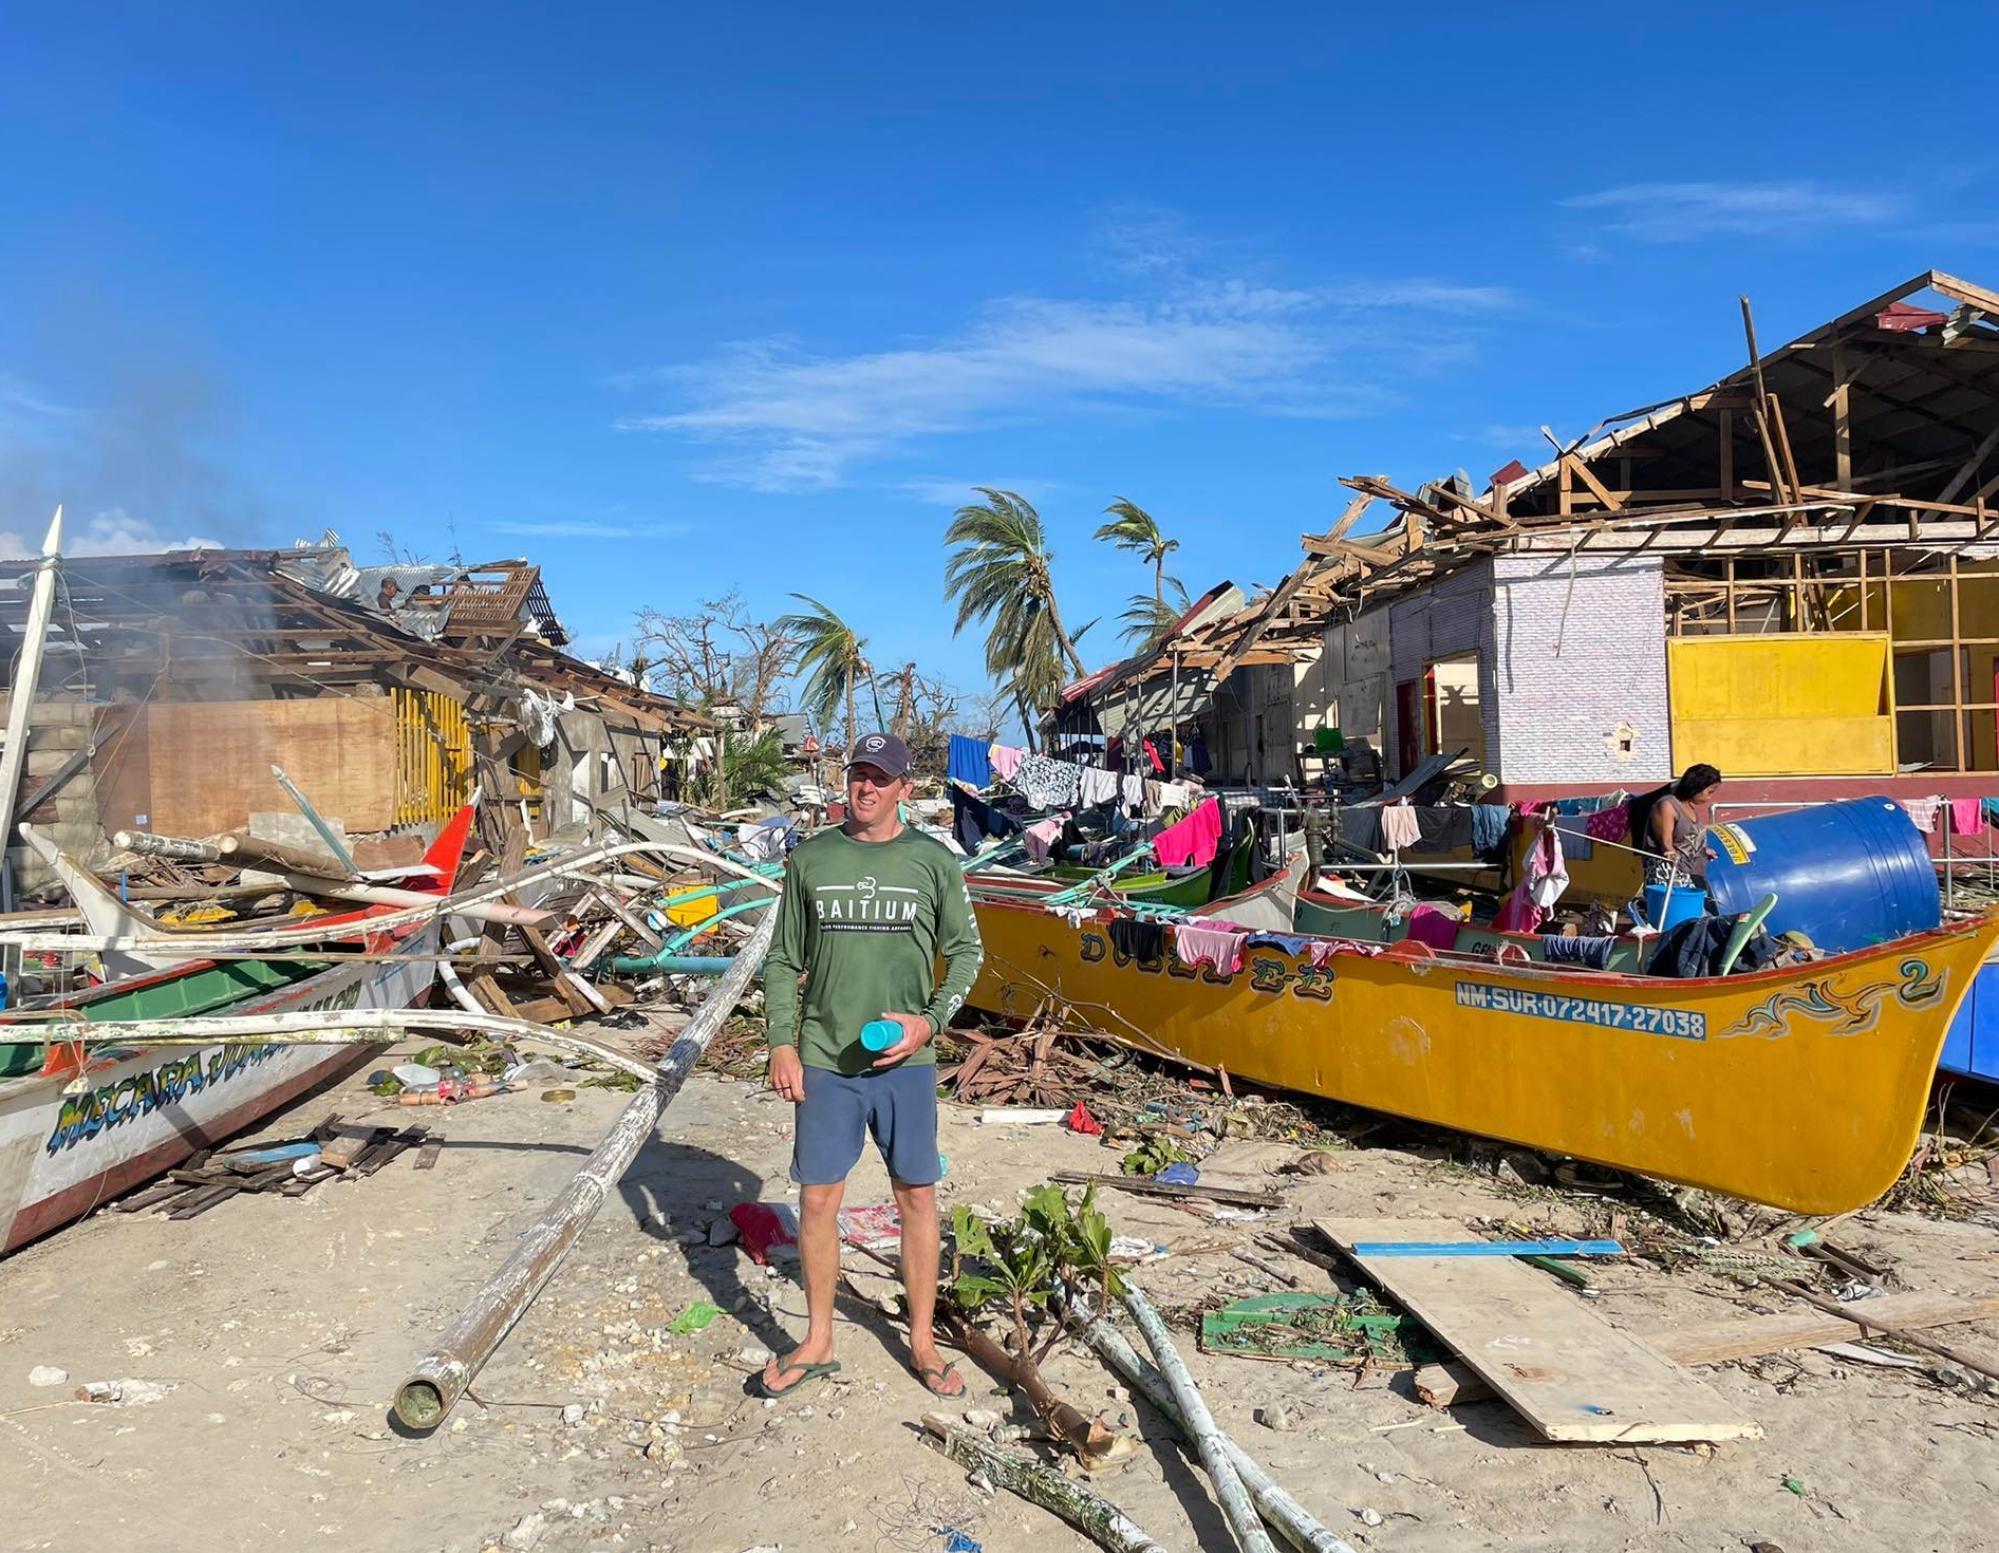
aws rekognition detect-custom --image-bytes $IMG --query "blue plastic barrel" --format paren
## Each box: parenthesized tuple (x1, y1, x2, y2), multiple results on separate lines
(1704, 797, 1939, 954)
(1642, 882, 1708, 932)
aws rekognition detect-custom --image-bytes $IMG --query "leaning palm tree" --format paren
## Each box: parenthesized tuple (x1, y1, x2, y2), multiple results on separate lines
(1119, 578, 1192, 651)
(945, 491, 1088, 734)
(1095, 497, 1180, 606)
(777, 594, 870, 751)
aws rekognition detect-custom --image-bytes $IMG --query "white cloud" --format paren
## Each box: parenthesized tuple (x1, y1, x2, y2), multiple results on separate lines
(624, 276, 1515, 491)
(893, 477, 1061, 507)
(0, 508, 222, 561)
(1463, 423, 1551, 450)
(1563, 181, 1903, 242)
(491, 519, 687, 539)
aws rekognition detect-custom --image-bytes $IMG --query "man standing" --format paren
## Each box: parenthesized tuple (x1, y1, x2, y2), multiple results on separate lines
(756, 732, 984, 1400)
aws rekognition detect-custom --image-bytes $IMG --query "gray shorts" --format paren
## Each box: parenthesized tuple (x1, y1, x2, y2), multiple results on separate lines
(790, 1062, 940, 1187)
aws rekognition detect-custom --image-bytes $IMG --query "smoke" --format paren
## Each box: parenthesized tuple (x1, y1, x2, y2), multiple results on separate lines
(0, 292, 267, 557)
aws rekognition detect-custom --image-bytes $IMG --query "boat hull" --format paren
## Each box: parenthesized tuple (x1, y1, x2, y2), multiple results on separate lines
(0, 932, 439, 1254)
(965, 899, 1999, 1213)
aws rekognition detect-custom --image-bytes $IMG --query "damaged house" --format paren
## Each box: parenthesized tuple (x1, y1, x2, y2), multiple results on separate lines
(0, 540, 706, 899)
(1060, 269, 1999, 827)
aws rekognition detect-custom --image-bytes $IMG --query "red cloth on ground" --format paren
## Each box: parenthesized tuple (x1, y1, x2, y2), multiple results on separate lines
(1065, 1101, 1103, 1135)
(729, 1202, 798, 1265)
(1152, 796, 1223, 868)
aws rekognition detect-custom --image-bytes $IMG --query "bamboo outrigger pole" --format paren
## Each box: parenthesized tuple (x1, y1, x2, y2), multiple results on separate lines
(0, 508, 64, 912)
(391, 908, 777, 1430)
(1122, 1281, 1280, 1553)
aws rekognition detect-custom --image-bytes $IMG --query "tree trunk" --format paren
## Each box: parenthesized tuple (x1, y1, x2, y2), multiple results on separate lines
(941, 1307, 1129, 1469)
(1012, 686, 1039, 754)
(1043, 587, 1088, 679)
(1154, 553, 1164, 607)
(844, 666, 857, 757)
(921, 1416, 1167, 1553)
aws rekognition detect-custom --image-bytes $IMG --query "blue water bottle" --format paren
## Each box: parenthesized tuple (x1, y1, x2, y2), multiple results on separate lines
(860, 1019, 901, 1052)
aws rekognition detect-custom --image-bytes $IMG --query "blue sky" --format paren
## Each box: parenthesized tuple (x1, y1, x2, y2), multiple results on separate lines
(2, 3, 1995, 719)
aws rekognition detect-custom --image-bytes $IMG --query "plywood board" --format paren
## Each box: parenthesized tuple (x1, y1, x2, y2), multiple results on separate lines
(141, 699, 397, 835)
(1318, 1217, 1761, 1443)
(1415, 1287, 1999, 1405)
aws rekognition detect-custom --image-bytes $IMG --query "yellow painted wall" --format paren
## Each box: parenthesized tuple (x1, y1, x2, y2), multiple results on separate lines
(1668, 633, 1893, 776)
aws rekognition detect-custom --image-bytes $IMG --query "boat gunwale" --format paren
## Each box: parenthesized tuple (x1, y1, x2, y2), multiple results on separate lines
(970, 886, 1999, 995)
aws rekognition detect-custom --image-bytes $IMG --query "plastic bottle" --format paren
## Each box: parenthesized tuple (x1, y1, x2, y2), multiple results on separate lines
(860, 1019, 902, 1052)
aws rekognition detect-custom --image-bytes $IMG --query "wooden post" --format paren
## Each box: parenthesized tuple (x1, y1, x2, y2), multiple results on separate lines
(1952, 553, 1965, 772)
(1718, 410, 1735, 500)
(392, 909, 777, 1430)
(1122, 1282, 1279, 1553)
(1831, 348, 1853, 490)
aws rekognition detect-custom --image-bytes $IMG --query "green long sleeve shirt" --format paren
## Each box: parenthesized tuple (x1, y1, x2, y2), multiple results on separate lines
(762, 825, 985, 1075)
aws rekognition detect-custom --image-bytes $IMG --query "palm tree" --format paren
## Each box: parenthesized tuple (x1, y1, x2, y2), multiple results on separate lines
(1120, 578, 1192, 650)
(777, 594, 870, 751)
(945, 490, 1088, 736)
(690, 728, 791, 810)
(1094, 497, 1179, 606)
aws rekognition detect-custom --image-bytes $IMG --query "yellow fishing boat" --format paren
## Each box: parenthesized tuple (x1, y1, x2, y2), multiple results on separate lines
(964, 890, 1999, 1214)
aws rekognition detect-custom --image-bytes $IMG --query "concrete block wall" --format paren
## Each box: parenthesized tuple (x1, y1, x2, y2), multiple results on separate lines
(1387, 561, 1500, 775)
(0, 694, 106, 896)
(1488, 552, 1671, 786)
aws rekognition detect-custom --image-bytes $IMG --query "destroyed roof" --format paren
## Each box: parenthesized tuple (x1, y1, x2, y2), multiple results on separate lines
(273, 545, 571, 646)
(0, 546, 706, 733)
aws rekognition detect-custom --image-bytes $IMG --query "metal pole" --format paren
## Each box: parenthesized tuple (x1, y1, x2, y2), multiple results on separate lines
(392, 908, 776, 1430)
(1168, 652, 1180, 781)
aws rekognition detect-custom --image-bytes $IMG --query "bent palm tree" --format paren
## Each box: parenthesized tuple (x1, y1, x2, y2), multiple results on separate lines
(945, 491, 1088, 734)
(1095, 498, 1180, 606)
(777, 594, 870, 751)
(1120, 577, 1192, 650)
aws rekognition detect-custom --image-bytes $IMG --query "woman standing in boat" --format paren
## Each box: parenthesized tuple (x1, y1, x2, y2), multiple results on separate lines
(1633, 764, 1721, 886)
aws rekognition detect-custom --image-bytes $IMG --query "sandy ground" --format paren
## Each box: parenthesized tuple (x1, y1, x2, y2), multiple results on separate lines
(6, 1023, 1999, 1553)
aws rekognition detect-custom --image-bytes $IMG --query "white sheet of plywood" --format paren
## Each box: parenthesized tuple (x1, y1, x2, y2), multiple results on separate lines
(1318, 1217, 1761, 1444)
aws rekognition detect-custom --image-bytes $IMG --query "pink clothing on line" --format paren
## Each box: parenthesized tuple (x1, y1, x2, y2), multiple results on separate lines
(1380, 802, 1421, 852)
(989, 744, 1024, 781)
(1153, 796, 1223, 868)
(1022, 817, 1063, 862)
(1950, 797, 1984, 836)
(1405, 903, 1461, 951)
(1585, 805, 1628, 843)
(1172, 922, 1246, 976)
(1901, 797, 1940, 833)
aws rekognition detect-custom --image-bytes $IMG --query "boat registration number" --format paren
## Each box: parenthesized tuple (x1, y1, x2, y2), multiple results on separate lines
(1455, 980, 1707, 1041)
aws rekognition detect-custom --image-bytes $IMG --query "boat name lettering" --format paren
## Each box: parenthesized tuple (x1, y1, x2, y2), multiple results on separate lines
(1454, 981, 1706, 1041)
(45, 1043, 284, 1156)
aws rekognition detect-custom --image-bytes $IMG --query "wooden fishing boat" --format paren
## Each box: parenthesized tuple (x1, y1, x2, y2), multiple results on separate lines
(0, 804, 475, 1255)
(964, 890, 1999, 1213)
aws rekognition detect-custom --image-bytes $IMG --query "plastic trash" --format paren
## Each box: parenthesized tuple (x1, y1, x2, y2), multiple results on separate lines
(1154, 1162, 1201, 1186)
(505, 1057, 568, 1085)
(665, 1300, 724, 1335)
(393, 1062, 441, 1088)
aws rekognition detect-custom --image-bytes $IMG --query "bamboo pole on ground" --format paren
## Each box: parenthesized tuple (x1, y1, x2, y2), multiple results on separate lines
(1068, 1293, 1354, 1553)
(1121, 1282, 1280, 1553)
(390, 910, 776, 1429)
(19, 1008, 668, 1084)
(921, 1414, 1168, 1553)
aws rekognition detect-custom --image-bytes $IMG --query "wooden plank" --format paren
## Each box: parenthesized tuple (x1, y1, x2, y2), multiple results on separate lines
(1938, 422, 1999, 505)
(522, 925, 596, 1017)
(1054, 1170, 1282, 1209)
(1562, 455, 1626, 512)
(1415, 1288, 1999, 1406)
(138, 699, 397, 835)
(1319, 1218, 1759, 1443)
(414, 1139, 443, 1171)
